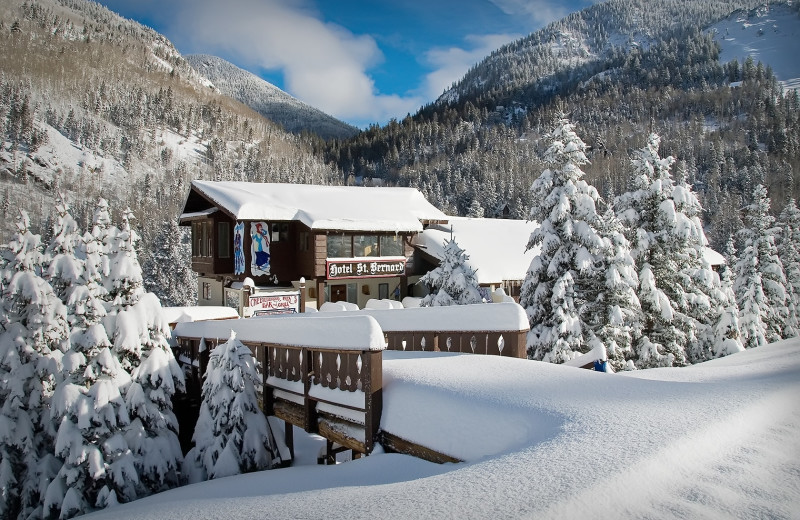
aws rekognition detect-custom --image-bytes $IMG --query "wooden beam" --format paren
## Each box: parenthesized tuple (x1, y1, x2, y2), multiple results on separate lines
(318, 417, 367, 453)
(380, 431, 461, 464)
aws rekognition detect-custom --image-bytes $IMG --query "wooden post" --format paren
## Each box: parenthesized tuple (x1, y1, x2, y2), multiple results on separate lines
(302, 347, 318, 433)
(363, 350, 382, 454)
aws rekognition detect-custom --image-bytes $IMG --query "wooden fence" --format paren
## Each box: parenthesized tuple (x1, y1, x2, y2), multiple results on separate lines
(174, 334, 382, 458)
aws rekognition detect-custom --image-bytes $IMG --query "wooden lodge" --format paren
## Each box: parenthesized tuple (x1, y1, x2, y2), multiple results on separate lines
(179, 181, 449, 314)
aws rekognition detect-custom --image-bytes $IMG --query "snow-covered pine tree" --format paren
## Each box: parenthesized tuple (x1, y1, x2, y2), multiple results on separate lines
(734, 185, 793, 348)
(183, 331, 278, 482)
(519, 116, 606, 363)
(43, 200, 138, 518)
(582, 208, 643, 371)
(107, 208, 145, 311)
(777, 198, 800, 332)
(615, 133, 729, 367)
(142, 218, 197, 307)
(419, 237, 483, 307)
(45, 193, 84, 316)
(0, 211, 69, 519)
(100, 208, 185, 495)
(45, 325, 137, 518)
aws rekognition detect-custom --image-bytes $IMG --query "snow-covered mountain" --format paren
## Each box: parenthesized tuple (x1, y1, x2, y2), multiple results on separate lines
(186, 54, 358, 141)
(437, 0, 796, 107)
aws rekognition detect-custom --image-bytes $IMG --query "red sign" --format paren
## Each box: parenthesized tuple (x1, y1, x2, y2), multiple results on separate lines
(327, 258, 406, 279)
(249, 293, 299, 316)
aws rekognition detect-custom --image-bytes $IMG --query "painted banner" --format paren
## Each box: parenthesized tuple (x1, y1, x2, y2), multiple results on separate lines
(250, 221, 271, 276)
(327, 258, 406, 279)
(234, 221, 245, 275)
(249, 292, 299, 316)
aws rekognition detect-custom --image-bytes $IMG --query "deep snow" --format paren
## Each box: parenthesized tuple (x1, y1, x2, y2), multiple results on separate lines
(711, 4, 800, 91)
(82, 338, 800, 519)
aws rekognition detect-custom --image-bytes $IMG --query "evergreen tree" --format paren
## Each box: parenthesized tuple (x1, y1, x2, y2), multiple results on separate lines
(615, 133, 729, 367)
(582, 208, 642, 371)
(520, 116, 606, 363)
(777, 199, 800, 332)
(734, 185, 793, 348)
(101, 208, 185, 495)
(43, 200, 138, 518)
(142, 219, 197, 307)
(419, 238, 483, 307)
(45, 194, 84, 312)
(0, 211, 69, 519)
(183, 331, 278, 482)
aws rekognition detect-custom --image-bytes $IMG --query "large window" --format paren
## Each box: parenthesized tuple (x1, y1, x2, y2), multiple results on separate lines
(380, 235, 404, 256)
(327, 233, 405, 258)
(327, 234, 353, 258)
(354, 235, 378, 257)
(217, 222, 230, 258)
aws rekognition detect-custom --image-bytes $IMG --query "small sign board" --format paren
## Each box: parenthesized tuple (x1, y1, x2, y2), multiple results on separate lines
(248, 292, 299, 316)
(327, 258, 406, 280)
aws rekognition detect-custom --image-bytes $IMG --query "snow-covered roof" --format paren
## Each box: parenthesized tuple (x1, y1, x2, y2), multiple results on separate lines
(182, 181, 449, 233)
(702, 247, 725, 266)
(297, 302, 529, 332)
(162, 306, 240, 325)
(173, 313, 386, 351)
(413, 217, 540, 284)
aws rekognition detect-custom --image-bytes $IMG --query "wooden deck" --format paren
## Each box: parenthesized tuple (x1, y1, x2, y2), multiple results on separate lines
(172, 304, 529, 464)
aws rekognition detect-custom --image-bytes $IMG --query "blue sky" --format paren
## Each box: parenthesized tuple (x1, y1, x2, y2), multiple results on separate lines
(95, 0, 597, 128)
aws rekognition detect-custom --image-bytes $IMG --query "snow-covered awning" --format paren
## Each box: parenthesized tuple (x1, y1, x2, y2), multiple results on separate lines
(413, 217, 540, 285)
(181, 181, 449, 233)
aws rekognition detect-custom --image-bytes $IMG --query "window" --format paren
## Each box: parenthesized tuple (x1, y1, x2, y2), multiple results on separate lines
(218, 222, 230, 258)
(298, 231, 310, 252)
(192, 221, 212, 257)
(327, 234, 352, 258)
(270, 223, 290, 242)
(354, 235, 378, 257)
(202, 282, 211, 300)
(380, 235, 404, 256)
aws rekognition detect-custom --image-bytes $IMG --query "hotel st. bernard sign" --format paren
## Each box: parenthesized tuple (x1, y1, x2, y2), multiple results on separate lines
(327, 258, 406, 280)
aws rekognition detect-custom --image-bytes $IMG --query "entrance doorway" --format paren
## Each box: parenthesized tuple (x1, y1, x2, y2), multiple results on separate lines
(330, 284, 347, 302)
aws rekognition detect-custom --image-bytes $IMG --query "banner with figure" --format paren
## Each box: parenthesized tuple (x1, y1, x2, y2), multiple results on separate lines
(250, 221, 271, 276)
(234, 222, 245, 275)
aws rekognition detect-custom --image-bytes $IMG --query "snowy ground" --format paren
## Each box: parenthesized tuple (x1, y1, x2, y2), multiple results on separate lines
(84, 338, 800, 519)
(711, 4, 800, 91)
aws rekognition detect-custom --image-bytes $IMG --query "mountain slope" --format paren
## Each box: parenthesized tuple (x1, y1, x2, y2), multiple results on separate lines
(325, 0, 799, 252)
(186, 54, 358, 141)
(0, 0, 342, 304)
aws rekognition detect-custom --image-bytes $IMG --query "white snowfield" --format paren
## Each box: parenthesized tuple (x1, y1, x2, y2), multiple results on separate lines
(84, 339, 800, 520)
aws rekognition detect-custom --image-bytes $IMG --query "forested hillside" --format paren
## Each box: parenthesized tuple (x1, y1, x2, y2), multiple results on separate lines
(186, 54, 358, 141)
(0, 0, 341, 304)
(323, 0, 800, 252)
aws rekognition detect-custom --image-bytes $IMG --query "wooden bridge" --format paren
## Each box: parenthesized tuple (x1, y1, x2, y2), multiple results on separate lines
(172, 303, 529, 464)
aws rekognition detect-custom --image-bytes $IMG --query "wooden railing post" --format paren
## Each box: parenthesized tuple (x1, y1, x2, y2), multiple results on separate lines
(363, 349, 382, 454)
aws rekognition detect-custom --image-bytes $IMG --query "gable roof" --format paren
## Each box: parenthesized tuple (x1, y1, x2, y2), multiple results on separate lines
(413, 217, 540, 285)
(180, 181, 448, 233)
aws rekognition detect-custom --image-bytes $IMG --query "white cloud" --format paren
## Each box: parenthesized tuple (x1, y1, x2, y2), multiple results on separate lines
(488, 0, 578, 26)
(167, 0, 422, 127)
(421, 33, 522, 100)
